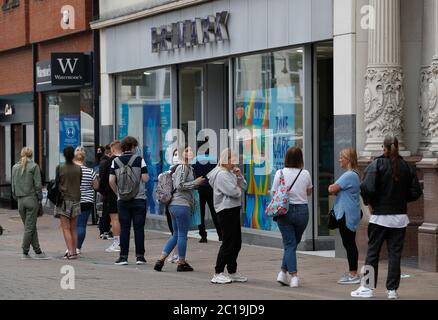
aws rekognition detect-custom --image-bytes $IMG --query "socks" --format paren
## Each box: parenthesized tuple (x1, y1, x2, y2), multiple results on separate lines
(114, 236, 120, 245)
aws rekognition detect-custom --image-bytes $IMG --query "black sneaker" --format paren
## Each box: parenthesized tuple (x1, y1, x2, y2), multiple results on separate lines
(136, 257, 147, 265)
(154, 259, 164, 271)
(115, 257, 128, 265)
(199, 237, 208, 243)
(177, 263, 194, 272)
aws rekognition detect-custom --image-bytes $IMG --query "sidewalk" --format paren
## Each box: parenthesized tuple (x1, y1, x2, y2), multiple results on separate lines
(1, 209, 437, 300)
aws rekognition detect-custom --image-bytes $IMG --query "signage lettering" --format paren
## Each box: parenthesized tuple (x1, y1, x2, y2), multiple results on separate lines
(51, 53, 87, 86)
(151, 11, 229, 52)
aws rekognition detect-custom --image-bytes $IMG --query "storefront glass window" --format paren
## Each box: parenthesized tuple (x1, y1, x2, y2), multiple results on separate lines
(234, 48, 304, 231)
(116, 68, 171, 215)
(44, 89, 94, 180)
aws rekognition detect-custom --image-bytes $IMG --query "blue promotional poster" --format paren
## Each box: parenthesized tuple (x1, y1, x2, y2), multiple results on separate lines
(59, 114, 81, 159)
(118, 103, 129, 140)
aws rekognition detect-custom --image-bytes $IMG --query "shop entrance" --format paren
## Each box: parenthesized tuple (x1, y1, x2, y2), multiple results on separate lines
(0, 123, 34, 208)
(178, 60, 229, 235)
(178, 60, 229, 142)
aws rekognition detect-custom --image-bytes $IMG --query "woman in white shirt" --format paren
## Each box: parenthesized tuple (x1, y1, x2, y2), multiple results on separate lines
(271, 147, 313, 288)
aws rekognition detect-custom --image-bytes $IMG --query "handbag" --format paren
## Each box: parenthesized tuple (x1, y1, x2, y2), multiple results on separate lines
(37, 201, 44, 217)
(266, 169, 303, 218)
(327, 207, 338, 230)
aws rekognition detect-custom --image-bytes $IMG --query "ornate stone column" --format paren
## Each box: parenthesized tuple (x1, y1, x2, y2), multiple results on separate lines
(362, 0, 409, 157)
(418, 0, 436, 155)
(428, 0, 438, 155)
(418, 0, 438, 273)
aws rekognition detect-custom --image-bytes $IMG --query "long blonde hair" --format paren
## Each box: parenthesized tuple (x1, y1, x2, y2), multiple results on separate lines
(20, 147, 33, 175)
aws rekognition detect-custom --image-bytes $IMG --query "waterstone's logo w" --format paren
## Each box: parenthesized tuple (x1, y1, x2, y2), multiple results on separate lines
(57, 58, 79, 74)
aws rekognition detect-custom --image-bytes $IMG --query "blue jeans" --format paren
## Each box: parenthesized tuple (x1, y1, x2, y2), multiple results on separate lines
(77, 203, 93, 250)
(118, 199, 146, 259)
(162, 205, 191, 259)
(277, 204, 309, 273)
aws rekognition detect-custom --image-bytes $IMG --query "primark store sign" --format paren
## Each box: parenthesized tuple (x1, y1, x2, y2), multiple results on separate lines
(151, 11, 229, 52)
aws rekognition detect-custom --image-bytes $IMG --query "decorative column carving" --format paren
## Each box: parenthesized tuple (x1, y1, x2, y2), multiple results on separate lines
(427, 0, 438, 155)
(362, 0, 409, 156)
(418, 0, 436, 155)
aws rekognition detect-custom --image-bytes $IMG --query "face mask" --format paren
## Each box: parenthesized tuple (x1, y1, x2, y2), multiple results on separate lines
(173, 155, 180, 164)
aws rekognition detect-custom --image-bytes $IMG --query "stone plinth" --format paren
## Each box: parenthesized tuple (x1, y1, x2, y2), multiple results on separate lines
(417, 159, 438, 271)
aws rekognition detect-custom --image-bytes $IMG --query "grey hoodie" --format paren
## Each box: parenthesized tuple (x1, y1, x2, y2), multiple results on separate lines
(170, 164, 197, 210)
(207, 166, 247, 213)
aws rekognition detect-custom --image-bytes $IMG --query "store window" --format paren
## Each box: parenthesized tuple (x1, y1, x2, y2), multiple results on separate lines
(44, 89, 94, 180)
(116, 68, 171, 215)
(234, 48, 304, 231)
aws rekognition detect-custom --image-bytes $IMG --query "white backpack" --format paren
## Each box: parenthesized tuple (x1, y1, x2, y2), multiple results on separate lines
(156, 165, 178, 204)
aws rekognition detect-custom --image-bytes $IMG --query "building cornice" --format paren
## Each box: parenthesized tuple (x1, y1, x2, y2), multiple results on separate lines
(90, 0, 210, 30)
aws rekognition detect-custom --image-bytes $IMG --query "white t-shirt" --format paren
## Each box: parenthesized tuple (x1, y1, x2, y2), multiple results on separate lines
(271, 168, 313, 204)
(369, 215, 410, 228)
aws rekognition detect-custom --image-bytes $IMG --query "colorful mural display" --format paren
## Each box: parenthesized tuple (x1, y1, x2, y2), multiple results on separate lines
(240, 87, 296, 231)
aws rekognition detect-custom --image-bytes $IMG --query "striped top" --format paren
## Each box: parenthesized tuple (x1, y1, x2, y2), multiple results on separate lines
(80, 165, 96, 204)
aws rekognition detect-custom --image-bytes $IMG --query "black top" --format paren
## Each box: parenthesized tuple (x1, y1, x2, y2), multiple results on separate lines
(360, 155, 422, 215)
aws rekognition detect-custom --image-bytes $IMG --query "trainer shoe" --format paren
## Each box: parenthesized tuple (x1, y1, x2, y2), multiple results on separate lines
(34, 252, 50, 260)
(154, 259, 164, 272)
(337, 273, 361, 285)
(387, 290, 398, 299)
(114, 257, 128, 265)
(351, 285, 374, 298)
(136, 257, 147, 265)
(177, 262, 194, 272)
(277, 271, 289, 286)
(290, 276, 300, 288)
(166, 254, 179, 263)
(105, 242, 121, 253)
(211, 273, 232, 284)
(228, 272, 248, 283)
(21, 253, 32, 260)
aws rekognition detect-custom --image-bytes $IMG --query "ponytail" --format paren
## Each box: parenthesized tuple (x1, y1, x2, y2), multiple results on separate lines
(20, 147, 33, 176)
(383, 136, 399, 181)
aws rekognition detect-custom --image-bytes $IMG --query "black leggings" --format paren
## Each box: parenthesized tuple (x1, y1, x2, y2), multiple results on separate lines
(338, 215, 359, 272)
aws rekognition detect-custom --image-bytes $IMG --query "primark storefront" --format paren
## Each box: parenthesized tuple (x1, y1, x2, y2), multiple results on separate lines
(94, 0, 334, 249)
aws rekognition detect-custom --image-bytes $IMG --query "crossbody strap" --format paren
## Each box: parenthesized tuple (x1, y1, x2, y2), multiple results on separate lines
(287, 169, 303, 193)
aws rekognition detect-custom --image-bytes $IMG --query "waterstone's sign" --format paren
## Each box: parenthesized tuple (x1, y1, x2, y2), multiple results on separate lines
(151, 11, 229, 52)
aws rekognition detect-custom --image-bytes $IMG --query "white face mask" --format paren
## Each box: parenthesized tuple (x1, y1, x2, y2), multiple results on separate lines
(172, 154, 180, 165)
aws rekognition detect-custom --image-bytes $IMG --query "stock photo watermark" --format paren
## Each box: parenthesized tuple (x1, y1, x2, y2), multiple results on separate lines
(60, 265, 75, 290)
(60, 5, 75, 30)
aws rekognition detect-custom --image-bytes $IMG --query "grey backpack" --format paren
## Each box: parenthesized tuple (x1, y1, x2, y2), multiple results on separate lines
(156, 165, 179, 204)
(114, 155, 140, 201)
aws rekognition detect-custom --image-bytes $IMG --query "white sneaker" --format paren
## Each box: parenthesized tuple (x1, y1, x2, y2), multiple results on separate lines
(228, 272, 248, 283)
(65, 249, 81, 255)
(105, 242, 120, 253)
(290, 276, 300, 288)
(167, 254, 179, 263)
(277, 271, 289, 286)
(337, 273, 361, 285)
(351, 286, 374, 298)
(211, 273, 232, 284)
(387, 290, 398, 299)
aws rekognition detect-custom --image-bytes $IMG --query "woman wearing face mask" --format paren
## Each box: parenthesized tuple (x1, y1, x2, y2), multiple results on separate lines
(154, 145, 205, 272)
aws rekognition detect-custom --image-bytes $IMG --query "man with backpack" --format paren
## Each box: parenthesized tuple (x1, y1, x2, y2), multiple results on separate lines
(109, 136, 149, 265)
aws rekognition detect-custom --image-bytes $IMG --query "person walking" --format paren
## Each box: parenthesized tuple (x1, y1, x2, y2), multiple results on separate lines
(55, 146, 82, 260)
(328, 148, 361, 285)
(12, 147, 48, 260)
(101, 141, 123, 253)
(154, 144, 205, 272)
(208, 148, 248, 284)
(193, 140, 222, 243)
(351, 136, 422, 299)
(272, 147, 313, 288)
(109, 136, 149, 265)
(74, 147, 99, 254)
